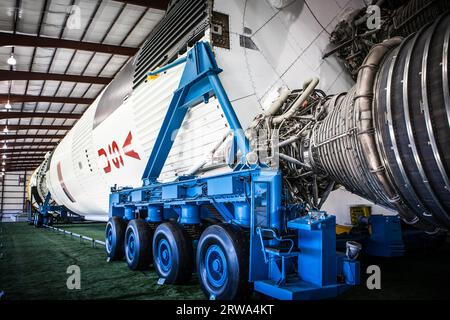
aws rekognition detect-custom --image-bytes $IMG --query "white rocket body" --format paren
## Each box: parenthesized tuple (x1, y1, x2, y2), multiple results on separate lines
(31, 0, 365, 222)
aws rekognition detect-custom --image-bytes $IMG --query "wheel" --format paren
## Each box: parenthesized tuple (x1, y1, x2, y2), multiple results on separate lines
(196, 224, 249, 300)
(152, 222, 193, 284)
(125, 219, 153, 270)
(34, 213, 43, 228)
(105, 216, 127, 261)
(47, 215, 54, 226)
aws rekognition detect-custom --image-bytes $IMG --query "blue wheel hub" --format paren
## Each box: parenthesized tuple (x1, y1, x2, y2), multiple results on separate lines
(127, 232, 136, 261)
(157, 238, 172, 272)
(205, 245, 227, 288)
(106, 225, 113, 252)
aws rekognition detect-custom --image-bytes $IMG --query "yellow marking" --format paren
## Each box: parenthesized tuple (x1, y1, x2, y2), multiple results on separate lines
(350, 206, 371, 225)
(147, 74, 160, 81)
(336, 225, 353, 235)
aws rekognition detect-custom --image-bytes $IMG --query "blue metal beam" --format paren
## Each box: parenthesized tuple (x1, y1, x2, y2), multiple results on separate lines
(141, 42, 250, 184)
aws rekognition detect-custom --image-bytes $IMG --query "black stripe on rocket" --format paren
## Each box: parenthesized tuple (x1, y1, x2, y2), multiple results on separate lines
(57, 162, 76, 203)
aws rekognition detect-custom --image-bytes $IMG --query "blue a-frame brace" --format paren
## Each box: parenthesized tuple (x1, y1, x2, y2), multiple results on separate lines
(142, 41, 251, 185)
(30, 192, 68, 226)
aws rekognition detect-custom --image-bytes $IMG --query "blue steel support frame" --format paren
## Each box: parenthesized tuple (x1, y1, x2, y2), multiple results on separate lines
(39, 193, 52, 216)
(366, 215, 405, 257)
(26, 200, 32, 223)
(108, 41, 360, 300)
(142, 42, 251, 185)
(254, 212, 360, 300)
(38, 192, 72, 224)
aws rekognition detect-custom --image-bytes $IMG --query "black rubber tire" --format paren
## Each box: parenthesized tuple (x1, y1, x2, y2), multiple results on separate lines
(124, 219, 153, 270)
(105, 216, 127, 261)
(47, 215, 54, 226)
(152, 222, 193, 284)
(196, 224, 250, 300)
(42, 215, 49, 226)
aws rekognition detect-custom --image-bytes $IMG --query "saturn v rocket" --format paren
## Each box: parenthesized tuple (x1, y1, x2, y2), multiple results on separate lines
(28, 0, 450, 233)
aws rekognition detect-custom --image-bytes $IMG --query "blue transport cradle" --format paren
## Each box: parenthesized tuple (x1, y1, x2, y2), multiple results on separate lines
(107, 41, 360, 300)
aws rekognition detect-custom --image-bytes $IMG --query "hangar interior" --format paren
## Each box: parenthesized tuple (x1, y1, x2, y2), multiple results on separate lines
(0, 0, 449, 301)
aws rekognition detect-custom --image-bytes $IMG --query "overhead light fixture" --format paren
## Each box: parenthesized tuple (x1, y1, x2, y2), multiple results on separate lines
(1, 168, 5, 172)
(7, 53, 16, 66)
(3, 126, 9, 133)
(1, 161, 5, 166)
(5, 100, 11, 110)
(2, 143, 7, 149)
(2, 154, 5, 159)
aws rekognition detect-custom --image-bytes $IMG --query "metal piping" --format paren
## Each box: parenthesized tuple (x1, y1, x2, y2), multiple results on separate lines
(265, 87, 291, 116)
(272, 77, 319, 124)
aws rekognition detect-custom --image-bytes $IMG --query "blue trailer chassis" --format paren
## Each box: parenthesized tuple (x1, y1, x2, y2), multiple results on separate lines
(108, 41, 360, 300)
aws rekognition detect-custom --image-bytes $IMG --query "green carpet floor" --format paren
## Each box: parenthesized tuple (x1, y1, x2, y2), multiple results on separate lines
(1, 222, 449, 300)
(54, 223, 107, 241)
(0, 222, 204, 300)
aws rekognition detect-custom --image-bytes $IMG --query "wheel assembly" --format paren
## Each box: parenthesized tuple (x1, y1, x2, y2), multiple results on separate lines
(105, 216, 127, 261)
(152, 222, 193, 284)
(125, 219, 153, 270)
(196, 224, 249, 300)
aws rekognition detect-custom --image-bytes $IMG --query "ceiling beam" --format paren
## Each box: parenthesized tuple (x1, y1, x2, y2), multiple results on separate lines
(4, 165, 42, 169)
(4, 166, 36, 168)
(3, 162, 40, 166)
(2, 155, 44, 159)
(0, 134, 65, 140)
(3, 159, 43, 162)
(1, 148, 53, 153)
(4, 156, 43, 160)
(4, 169, 40, 172)
(0, 94, 94, 105)
(3, 168, 37, 172)
(3, 162, 41, 168)
(0, 70, 112, 84)
(0, 155, 45, 160)
(2, 159, 44, 164)
(3, 142, 57, 147)
(0, 124, 73, 131)
(113, 0, 169, 10)
(0, 32, 139, 56)
(0, 158, 45, 163)
(0, 111, 82, 119)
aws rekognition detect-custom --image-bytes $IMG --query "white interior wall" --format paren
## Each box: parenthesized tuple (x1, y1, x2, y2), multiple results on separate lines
(322, 188, 398, 226)
(0, 171, 32, 221)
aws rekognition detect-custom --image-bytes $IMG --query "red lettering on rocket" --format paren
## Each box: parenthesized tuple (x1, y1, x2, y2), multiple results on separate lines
(98, 131, 141, 174)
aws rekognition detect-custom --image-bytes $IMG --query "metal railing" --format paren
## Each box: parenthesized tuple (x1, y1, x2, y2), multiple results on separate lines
(43, 224, 105, 248)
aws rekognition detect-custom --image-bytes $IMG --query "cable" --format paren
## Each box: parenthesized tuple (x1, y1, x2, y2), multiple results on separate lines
(304, 1, 331, 35)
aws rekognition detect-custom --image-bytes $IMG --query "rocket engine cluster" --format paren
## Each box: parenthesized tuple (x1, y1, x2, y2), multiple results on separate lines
(250, 13, 450, 233)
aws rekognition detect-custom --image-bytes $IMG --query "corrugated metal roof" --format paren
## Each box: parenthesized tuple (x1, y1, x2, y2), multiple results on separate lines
(0, 0, 168, 173)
